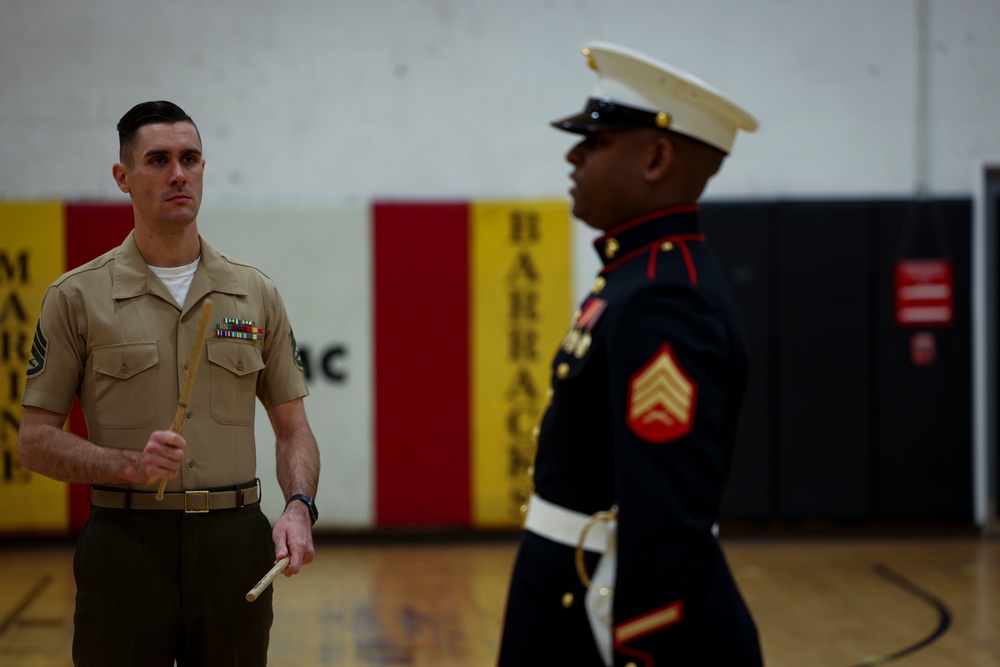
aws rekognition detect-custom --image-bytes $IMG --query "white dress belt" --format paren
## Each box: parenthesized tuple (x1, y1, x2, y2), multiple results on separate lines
(524, 492, 612, 553)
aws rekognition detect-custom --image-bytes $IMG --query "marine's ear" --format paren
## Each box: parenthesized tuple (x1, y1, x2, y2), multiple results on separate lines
(112, 162, 130, 194)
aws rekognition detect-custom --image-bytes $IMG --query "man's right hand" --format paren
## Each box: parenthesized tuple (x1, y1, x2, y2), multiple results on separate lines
(142, 430, 186, 484)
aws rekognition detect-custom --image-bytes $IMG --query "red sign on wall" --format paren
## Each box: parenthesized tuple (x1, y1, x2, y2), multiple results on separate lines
(910, 331, 937, 366)
(894, 259, 954, 328)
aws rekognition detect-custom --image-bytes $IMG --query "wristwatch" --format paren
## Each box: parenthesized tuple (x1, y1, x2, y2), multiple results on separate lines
(287, 493, 318, 526)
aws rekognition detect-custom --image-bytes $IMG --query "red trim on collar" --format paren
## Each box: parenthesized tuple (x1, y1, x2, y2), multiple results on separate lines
(596, 204, 700, 245)
(601, 233, 705, 277)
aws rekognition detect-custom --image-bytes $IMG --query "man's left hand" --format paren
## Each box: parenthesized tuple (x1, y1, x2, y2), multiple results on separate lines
(272, 501, 315, 575)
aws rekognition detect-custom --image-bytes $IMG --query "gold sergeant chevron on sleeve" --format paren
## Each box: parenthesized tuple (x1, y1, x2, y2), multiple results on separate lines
(629, 350, 694, 426)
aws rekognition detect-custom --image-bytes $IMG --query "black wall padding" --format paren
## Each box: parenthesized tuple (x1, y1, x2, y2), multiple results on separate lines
(702, 199, 972, 524)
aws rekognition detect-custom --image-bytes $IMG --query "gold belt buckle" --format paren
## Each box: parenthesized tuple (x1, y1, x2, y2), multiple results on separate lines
(184, 490, 211, 513)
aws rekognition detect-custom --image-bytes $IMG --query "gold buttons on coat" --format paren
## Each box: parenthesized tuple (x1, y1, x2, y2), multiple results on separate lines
(662, 241, 674, 251)
(592, 276, 606, 294)
(556, 362, 570, 379)
(604, 238, 619, 259)
(562, 592, 574, 608)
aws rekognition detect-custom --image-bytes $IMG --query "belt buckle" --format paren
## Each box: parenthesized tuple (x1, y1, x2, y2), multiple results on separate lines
(184, 490, 211, 513)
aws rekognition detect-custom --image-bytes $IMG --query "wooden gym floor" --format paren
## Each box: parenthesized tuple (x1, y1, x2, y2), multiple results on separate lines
(1, 533, 998, 666)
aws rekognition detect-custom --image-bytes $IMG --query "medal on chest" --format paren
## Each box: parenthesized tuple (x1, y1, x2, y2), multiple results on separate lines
(216, 318, 265, 341)
(562, 297, 607, 359)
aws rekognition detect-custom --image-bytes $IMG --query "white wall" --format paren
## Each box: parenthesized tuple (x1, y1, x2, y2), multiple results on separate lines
(206, 208, 373, 527)
(2, 0, 999, 204)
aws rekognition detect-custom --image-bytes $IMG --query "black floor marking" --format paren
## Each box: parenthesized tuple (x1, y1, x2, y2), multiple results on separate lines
(848, 563, 951, 666)
(0, 575, 52, 639)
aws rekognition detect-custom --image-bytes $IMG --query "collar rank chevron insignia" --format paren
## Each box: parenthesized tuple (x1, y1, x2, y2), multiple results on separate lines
(627, 343, 698, 443)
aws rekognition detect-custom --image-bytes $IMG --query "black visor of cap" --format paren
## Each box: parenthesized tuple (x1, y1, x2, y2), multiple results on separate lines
(550, 97, 664, 134)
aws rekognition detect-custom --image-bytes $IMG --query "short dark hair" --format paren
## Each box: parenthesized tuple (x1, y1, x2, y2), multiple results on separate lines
(117, 101, 200, 165)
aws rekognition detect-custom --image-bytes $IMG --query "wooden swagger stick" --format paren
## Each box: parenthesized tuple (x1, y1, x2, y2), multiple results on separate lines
(246, 557, 290, 602)
(156, 299, 214, 501)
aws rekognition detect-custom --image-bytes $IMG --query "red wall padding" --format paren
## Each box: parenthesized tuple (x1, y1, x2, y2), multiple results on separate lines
(373, 203, 471, 525)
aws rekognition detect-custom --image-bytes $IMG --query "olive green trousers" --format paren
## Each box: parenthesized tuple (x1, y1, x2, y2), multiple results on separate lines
(72, 503, 276, 667)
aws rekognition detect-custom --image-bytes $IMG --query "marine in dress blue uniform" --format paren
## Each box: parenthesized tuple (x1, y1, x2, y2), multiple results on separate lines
(497, 43, 763, 666)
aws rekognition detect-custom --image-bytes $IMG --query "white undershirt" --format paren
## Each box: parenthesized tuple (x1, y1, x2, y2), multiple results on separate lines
(149, 257, 200, 307)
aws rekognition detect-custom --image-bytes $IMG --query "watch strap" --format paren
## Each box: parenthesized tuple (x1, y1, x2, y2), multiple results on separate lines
(287, 493, 318, 525)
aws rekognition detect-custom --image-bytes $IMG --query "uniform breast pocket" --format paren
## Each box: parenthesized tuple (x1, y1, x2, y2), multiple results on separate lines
(92, 343, 159, 429)
(206, 338, 265, 425)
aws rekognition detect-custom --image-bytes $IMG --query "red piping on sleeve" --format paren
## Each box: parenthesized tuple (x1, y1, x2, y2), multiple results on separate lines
(678, 241, 698, 286)
(647, 244, 659, 281)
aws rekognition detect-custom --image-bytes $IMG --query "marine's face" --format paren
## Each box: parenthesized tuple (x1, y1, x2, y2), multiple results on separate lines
(114, 122, 205, 232)
(564, 129, 650, 232)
